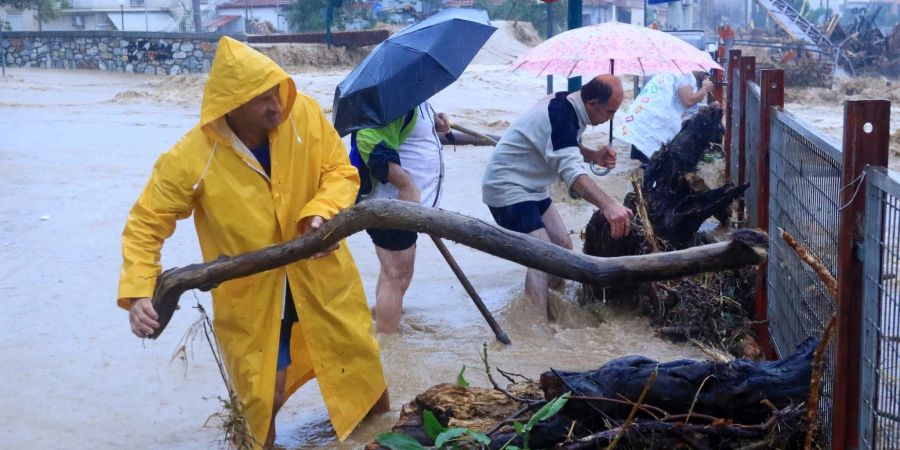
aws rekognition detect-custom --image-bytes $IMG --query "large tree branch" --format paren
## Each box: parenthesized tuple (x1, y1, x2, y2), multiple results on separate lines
(148, 199, 767, 339)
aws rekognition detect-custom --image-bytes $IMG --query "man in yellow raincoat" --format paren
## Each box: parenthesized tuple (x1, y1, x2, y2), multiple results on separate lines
(117, 36, 388, 448)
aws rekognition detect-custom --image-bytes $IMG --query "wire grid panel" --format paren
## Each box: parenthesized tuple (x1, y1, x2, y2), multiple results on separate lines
(860, 167, 900, 450)
(767, 109, 843, 446)
(730, 67, 742, 184)
(744, 83, 761, 227)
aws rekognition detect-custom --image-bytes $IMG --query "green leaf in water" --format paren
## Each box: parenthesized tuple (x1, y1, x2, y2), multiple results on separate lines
(434, 427, 468, 448)
(525, 392, 571, 430)
(456, 365, 470, 387)
(422, 409, 446, 441)
(376, 432, 427, 450)
(513, 421, 525, 434)
(468, 430, 491, 445)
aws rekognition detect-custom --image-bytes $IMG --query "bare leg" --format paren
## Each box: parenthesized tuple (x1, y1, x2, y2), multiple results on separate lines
(525, 204, 572, 320)
(374, 245, 416, 333)
(367, 389, 391, 417)
(264, 369, 288, 449)
(542, 204, 573, 291)
(525, 227, 553, 318)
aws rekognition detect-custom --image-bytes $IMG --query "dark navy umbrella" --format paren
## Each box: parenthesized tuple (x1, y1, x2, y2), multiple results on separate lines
(332, 8, 496, 136)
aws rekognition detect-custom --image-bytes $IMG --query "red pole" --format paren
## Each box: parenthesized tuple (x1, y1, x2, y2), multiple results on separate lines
(712, 67, 724, 104)
(753, 69, 784, 360)
(712, 43, 725, 104)
(724, 49, 741, 184)
(832, 100, 891, 450)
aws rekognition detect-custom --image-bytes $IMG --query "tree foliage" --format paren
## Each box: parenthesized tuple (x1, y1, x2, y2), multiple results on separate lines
(0, 0, 67, 23)
(286, 0, 346, 33)
(474, 0, 568, 38)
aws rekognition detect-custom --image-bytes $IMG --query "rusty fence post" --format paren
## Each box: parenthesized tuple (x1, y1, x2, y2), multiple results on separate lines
(736, 56, 755, 223)
(754, 69, 784, 360)
(712, 67, 724, 105)
(724, 48, 741, 184)
(832, 100, 891, 450)
(711, 44, 725, 104)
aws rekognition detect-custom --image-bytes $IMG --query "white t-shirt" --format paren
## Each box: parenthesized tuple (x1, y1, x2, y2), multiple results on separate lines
(613, 72, 704, 158)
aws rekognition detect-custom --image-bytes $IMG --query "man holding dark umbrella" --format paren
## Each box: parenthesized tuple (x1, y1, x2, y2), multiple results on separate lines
(332, 9, 496, 333)
(354, 102, 451, 333)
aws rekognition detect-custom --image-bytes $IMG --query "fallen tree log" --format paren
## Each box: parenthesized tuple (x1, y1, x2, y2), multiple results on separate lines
(148, 199, 768, 339)
(540, 337, 816, 425)
(368, 339, 815, 449)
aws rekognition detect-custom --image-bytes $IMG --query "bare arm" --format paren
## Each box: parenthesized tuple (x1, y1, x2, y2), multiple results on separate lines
(580, 144, 617, 168)
(387, 162, 421, 204)
(678, 79, 714, 108)
(571, 174, 633, 238)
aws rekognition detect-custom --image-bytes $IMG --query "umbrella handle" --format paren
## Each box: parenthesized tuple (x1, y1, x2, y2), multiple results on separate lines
(590, 162, 612, 176)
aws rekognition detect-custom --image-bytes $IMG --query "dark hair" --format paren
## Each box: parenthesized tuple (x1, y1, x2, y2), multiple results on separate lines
(580, 77, 613, 104)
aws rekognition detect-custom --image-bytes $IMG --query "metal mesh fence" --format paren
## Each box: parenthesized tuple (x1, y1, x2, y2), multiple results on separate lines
(730, 67, 742, 184)
(767, 108, 843, 446)
(860, 167, 900, 450)
(744, 83, 761, 227)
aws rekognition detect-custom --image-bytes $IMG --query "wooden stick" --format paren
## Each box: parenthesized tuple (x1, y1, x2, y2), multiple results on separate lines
(605, 366, 657, 450)
(148, 199, 769, 339)
(631, 173, 660, 252)
(779, 228, 838, 297)
(804, 315, 836, 450)
(779, 227, 838, 449)
(450, 123, 498, 146)
(430, 235, 511, 345)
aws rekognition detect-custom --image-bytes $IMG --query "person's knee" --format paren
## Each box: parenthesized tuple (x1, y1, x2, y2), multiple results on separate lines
(557, 234, 574, 250)
(379, 248, 415, 282)
(273, 390, 286, 414)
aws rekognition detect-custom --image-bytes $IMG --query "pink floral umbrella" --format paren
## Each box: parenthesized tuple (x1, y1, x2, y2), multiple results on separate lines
(511, 21, 722, 77)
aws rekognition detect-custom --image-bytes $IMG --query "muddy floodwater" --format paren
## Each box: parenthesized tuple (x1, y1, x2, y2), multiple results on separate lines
(9, 61, 894, 449)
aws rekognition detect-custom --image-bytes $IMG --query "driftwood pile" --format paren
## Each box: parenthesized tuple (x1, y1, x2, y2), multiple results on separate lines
(369, 339, 817, 449)
(581, 104, 760, 358)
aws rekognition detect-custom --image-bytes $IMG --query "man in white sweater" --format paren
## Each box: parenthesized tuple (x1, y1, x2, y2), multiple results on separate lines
(481, 75, 633, 318)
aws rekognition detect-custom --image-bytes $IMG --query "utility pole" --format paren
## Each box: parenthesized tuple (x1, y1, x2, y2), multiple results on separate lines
(119, 0, 125, 31)
(145, 0, 149, 31)
(192, 0, 202, 32)
(1, 23, 6, 77)
(546, 0, 554, 94)
(567, 0, 582, 92)
(644, 0, 648, 26)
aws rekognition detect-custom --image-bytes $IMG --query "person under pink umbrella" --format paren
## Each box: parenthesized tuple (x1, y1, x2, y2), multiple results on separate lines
(481, 75, 633, 320)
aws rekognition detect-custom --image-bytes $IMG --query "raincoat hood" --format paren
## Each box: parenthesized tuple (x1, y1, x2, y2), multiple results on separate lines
(200, 36, 297, 142)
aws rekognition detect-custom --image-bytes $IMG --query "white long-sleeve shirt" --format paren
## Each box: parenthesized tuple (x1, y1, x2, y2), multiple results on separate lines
(481, 91, 591, 207)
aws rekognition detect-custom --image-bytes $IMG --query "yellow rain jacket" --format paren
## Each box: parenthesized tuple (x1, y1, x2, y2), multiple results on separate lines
(117, 36, 386, 445)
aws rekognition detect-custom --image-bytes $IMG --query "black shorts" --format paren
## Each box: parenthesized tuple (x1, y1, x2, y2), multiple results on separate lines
(366, 227, 418, 251)
(488, 198, 552, 234)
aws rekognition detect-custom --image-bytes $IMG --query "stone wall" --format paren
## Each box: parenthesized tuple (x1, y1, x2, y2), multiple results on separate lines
(0, 31, 244, 75)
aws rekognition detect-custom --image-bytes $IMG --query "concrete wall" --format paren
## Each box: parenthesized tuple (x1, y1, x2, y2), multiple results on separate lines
(0, 31, 242, 74)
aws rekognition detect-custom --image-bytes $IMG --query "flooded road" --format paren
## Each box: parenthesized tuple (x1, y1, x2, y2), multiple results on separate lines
(0, 68, 704, 450)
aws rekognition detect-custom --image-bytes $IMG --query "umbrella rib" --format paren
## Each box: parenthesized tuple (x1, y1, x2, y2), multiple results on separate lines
(537, 59, 553, 78)
(387, 41, 459, 76)
(566, 59, 580, 79)
(638, 57, 646, 78)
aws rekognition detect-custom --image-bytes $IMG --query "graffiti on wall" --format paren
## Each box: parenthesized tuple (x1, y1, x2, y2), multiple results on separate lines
(124, 39, 174, 63)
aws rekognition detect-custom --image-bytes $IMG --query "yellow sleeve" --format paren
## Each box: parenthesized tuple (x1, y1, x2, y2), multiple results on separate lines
(296, 108, 361, 224)
(117, 149, 194, 309)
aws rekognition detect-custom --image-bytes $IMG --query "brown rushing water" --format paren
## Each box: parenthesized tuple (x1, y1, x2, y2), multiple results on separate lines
(272, 147, 706, 449)
(0, 68, 711, 450)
